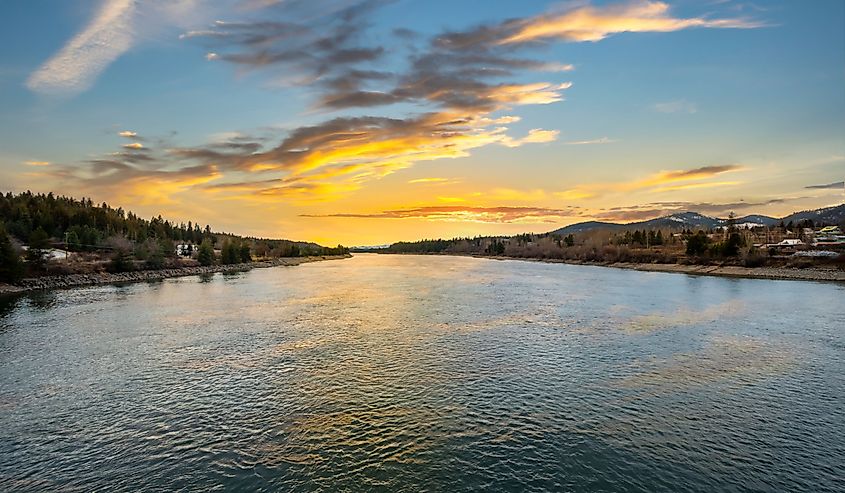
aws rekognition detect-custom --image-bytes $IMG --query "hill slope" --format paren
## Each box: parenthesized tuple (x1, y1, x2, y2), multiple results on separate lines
(551, 204, 844, 235)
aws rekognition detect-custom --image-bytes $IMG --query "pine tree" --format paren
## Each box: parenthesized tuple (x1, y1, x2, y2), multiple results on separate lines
(197, 239, 215, 266)
(65, 230, 81, 251)
(0, 224, 24, 283)
(26, 227, 50, 271)
(686, 231, 709, 256)
(239, 243, 251, 263)
(221, 240, 239, 264)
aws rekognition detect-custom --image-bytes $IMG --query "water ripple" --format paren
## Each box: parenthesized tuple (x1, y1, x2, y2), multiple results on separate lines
(1, 254, 842, 492)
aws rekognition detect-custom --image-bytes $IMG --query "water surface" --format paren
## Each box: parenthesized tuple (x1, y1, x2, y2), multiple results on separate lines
(1, 254, 843, 492)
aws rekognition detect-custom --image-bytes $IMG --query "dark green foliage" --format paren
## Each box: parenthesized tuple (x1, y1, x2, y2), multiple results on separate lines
(0, 191, 343, 262)
(239, 244, 252, 263)
(386, 239, 452, 253)
(721, 232, 743, 257)
(0, 224, 24, 283)
(685, 231, 709, 256)
(485, 239, 506, 256)
(564, 234, 575, 247)
(197, 239, 215, 266)
(144, 237, 175, 269)
(514, 233, 532, 246)
(65, 230, 81, 251)
(158, 238, 176, 258)
(108, 250, 134, 273)
(221, 240, 240, 265)
(145, 250, 165, 270)
(26, 227, 50, 270)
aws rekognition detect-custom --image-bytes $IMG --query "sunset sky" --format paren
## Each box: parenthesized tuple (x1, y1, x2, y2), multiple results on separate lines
(1, 0, 843, 245)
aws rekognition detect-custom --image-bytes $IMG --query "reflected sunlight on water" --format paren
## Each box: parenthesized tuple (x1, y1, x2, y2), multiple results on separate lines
(1, 254, 843, 492)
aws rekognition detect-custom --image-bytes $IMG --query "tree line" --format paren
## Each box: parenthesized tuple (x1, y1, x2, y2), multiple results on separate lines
(0, 191, 348, 283)
(375, 219, 783, 267)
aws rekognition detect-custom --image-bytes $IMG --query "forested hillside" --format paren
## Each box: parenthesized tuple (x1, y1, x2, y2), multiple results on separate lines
(0, 191, 347, 282)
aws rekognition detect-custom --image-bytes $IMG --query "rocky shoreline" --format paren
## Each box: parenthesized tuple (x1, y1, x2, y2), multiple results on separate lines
(0, 254, 351, 295)
(471, 255, 845, 282)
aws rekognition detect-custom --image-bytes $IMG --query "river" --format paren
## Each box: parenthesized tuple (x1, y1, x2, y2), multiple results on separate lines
(1, 254, 843, 492)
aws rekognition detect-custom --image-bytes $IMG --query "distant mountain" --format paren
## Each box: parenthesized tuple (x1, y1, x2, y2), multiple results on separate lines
(781, 204, 845, 225)
(550, 204, 844, 235)
(551, 220, 622, 234)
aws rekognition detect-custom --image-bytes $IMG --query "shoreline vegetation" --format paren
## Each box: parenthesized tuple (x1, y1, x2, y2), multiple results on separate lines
(456, 253, 845, 283)
(0, 191, 352, 293)
(367, 207, 845, 283)
(0, 254, 351, 295)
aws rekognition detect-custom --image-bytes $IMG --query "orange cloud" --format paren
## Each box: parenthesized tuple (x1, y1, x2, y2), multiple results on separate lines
(302, 205, 583, 224)
(562, 164, 745, 198)
(500, 1, 762, 44)
(653, 180, 742, 193)
(408, 177, 462, 185)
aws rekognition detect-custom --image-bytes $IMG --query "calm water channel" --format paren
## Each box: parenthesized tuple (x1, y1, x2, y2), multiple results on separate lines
(1, 254, 843, 492)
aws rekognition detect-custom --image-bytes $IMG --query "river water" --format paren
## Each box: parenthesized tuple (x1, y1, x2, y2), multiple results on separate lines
(1, 254, 843, 492)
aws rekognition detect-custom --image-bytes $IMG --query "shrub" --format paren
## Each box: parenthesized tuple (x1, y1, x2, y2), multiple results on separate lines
(107, 250, 134, 273)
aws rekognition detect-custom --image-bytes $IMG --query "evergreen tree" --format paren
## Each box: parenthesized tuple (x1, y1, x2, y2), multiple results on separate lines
(65, 230, 81, 251)
(197, 239, 215, 266)
(239, 243, 251, 263)
(221, 240, 238, 264)
(686, 231, 709, 256)
(0, 224, 24, 283)
(26, 227, 50, 270)
(721, 232, 743, 257)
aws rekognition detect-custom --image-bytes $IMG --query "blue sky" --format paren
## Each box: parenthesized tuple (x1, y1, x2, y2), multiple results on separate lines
(0, 0, 843, 244)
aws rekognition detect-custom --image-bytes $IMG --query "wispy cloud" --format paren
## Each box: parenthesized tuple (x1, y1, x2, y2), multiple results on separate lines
(27, 0, 213, 96)
(24, 160, 51, 167)
(652, 180, 741, 192)
(561, 164, 745, 198)
(594, 197, 802, 221)
(437, 0, 762, 47)
(301, 205, 583, 224)
(408, 177, 460, 185)
(805, 181, 844, 190)
(45, 1, 765, 206)
(27, 0, 137, 95)
(502, 128, 560, 147)
(565, 137, 615, 145)
(503, 1, 763, 44)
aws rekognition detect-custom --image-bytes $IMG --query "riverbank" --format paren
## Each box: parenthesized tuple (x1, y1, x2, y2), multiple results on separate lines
(474, 255, 845, 282)
(0, 254, 351, 295)
(372, 252, 845, 282)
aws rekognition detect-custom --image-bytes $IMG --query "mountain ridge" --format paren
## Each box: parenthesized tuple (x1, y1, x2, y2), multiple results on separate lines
(550, 204, 845, 235)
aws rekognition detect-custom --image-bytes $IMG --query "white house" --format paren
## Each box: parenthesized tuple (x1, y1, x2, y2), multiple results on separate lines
(175, 244, 196, 256)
